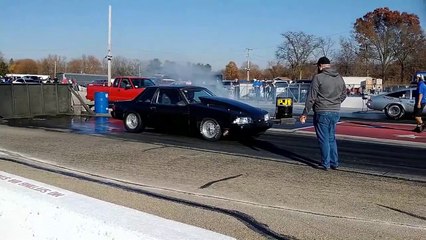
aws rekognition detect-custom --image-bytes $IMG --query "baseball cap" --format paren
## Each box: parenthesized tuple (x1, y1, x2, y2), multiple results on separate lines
(316, 56, 331, 65)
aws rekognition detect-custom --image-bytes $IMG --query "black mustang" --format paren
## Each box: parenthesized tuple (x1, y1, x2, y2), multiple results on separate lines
(111, 85, 272, 141)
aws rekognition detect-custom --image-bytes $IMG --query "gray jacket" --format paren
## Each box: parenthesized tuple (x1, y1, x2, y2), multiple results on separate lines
(302, 68, 347, 115)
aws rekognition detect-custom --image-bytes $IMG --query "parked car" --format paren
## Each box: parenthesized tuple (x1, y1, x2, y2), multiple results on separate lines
(12, 78, 41, 84)
(366, 87, 426, 119)
(112, 85, 273, 141)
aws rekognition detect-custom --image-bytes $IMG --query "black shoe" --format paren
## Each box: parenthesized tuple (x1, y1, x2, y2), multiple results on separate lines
(331, 166, 339, 170)
(413, 126, 422, 133)
(317, 165, 328, 171)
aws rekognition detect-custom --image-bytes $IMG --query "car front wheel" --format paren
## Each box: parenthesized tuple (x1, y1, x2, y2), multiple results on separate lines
(124, 112, 145, 133)
(200, 118, 222, 141)
(385, 104, 405, 120)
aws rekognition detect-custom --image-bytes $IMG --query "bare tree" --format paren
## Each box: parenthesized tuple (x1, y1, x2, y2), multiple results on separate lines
(67, 55, 102, 74)
(276, 31, 321, 79)
(111, 56, 140, 76)
(335, 37, 358, 76)
(38, 54, 67, 78)
(317, 37, 335, 58)
(239, 62, 262, 80)
(85, 55, 103, 74)
(263, 61, 288, 79)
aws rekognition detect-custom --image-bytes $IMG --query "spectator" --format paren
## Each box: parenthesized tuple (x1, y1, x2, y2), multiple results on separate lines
(253, 80, 261, 99)
(299, 56, 347, 171)
(262, 80, 267, 99)
(413, 75, 426, 133)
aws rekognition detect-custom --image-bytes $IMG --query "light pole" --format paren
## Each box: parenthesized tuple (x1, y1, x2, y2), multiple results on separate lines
(107, 5, 112, 86)
(53, 60, 57, 79)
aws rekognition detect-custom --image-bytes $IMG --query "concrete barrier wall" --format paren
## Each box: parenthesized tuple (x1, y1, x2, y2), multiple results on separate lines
(0, 84, 72, 119)
(0, 85, 14, 117)
(0, 171, 234, 240)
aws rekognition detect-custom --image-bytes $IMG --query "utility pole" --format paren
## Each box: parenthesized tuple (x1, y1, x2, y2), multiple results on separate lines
(53, 60, 57, 79)
(246, 48, 252, 81)
(107, 5, 112, 86)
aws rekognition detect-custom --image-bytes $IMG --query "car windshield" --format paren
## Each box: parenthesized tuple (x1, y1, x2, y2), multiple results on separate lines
(131, 78, 156, 88)
(182, 87, 215, 103)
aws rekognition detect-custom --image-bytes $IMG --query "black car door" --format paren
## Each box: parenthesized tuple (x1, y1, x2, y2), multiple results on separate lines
(152, 88, 190, 129)
(132, 87, 157, 127)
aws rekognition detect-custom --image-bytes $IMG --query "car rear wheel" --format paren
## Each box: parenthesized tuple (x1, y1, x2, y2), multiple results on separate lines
(124, 112, 145, 133)
(200, 118, 222, 141)
(385, 104, 405, 120)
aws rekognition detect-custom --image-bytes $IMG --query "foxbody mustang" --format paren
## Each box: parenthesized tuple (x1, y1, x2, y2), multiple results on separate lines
(112, 85, 272, 141)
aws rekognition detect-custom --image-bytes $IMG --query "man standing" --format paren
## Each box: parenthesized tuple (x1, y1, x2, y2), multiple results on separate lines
(299, 57, 347, 170)
(413, 75, 426, 133)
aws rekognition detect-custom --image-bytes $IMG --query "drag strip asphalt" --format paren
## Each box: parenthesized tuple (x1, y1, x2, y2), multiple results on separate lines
(2, 116, 426, 182)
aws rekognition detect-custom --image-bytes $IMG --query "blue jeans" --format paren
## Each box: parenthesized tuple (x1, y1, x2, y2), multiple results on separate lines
(313, 112, 340, 168)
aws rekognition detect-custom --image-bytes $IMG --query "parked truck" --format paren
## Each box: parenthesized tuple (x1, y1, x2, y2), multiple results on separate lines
(86, 76, 156, 103)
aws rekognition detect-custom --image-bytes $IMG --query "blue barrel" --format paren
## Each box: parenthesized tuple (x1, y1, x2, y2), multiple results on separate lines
(95, 116, 109, 133)
(94, 92, 109, 114)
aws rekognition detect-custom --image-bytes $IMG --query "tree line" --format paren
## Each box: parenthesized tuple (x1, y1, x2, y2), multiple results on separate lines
(1, 7, 425, 85)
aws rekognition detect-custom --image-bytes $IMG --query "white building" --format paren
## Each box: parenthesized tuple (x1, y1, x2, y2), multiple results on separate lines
(342, 76, 383, 94)
(342, 76, 372, 88)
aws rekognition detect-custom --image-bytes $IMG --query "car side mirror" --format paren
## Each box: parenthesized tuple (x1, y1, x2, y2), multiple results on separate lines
(125, 84, 132, 90)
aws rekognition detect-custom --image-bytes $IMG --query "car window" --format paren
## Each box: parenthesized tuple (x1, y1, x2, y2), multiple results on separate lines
(387, 90, 410, 99)
(156, 89, 182, 105)
(119, 79, 131, 89)
(135, 87, 156, 103)
(112, 79, 120, 88)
